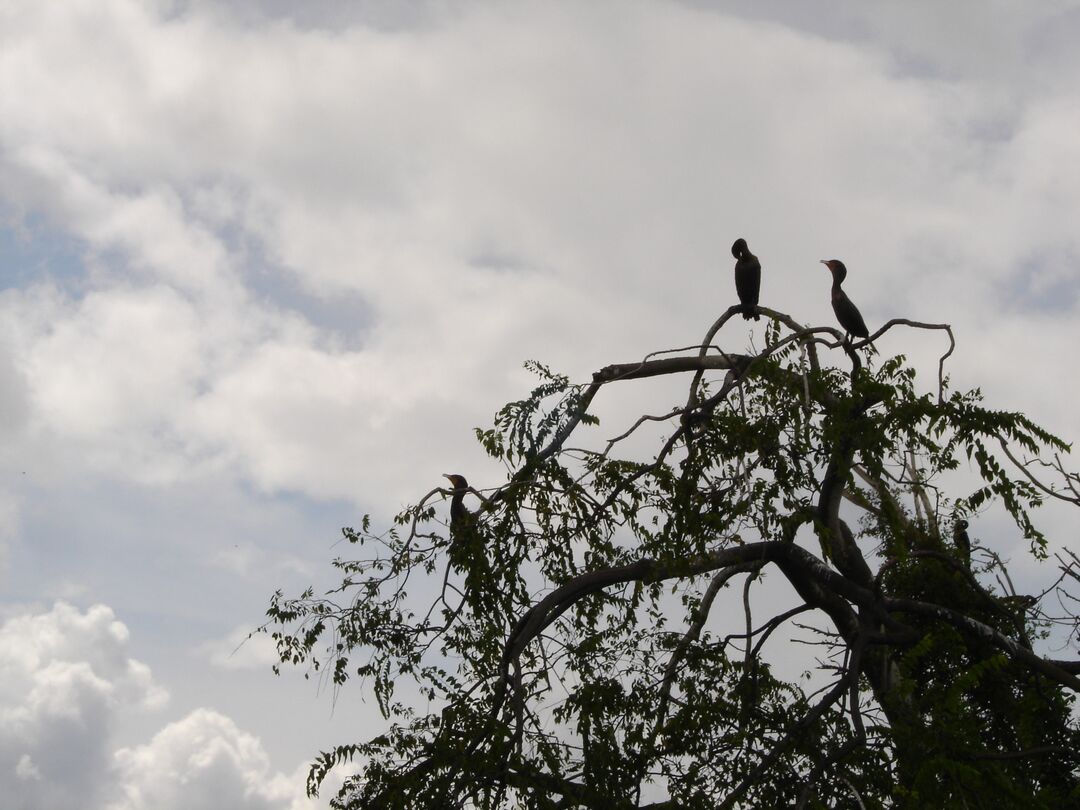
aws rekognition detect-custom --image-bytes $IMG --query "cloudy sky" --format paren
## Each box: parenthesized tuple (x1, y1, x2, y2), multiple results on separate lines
(3, 1, 1080, 806)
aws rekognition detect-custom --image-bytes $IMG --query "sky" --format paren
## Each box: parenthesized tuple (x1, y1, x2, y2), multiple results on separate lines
(3, 1, 1080, 807)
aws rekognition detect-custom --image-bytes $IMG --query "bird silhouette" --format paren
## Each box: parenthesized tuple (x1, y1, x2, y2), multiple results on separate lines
(442, 473, 471, 535)
(821, 259, 869, 341)
(732, 238, 761, 320)
(443, 474, 481, 559)
(953, 518, 971, 566)
(442, 473, 494, 602)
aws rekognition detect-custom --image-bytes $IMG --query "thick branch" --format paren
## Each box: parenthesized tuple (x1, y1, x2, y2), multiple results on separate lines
(884, 597, 1080, 692)
(816, 403, 875, 588)
(500, 540, 878, 692)
(593, 354, 750, 383)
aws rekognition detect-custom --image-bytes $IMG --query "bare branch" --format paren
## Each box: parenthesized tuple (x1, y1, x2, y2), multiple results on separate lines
(997, 438, 1080, 507)
(852, 317, 955, 403)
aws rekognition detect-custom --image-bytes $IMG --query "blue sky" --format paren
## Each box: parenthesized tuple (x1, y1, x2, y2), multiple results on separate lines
(3, 1, 1080, 807)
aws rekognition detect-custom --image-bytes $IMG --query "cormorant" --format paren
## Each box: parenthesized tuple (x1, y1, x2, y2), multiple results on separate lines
(442, 474, 489, 590)
(953, 518, 971, 566)
(820, 259, 870, 340)
(442, 473, 471, 533)
(731, 238, 761, 321)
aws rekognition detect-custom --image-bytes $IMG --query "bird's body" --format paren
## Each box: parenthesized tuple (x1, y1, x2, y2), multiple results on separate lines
(442, 473, 491, 599)
(821, 259, 869, 340)
(731, 238, 761, 321)
(442, 473, 471, 534)
(953, 518, 971, 565)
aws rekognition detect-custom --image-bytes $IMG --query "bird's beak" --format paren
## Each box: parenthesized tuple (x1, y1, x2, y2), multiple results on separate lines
(442, 474, 452, 480)
(819, 260, 828, 267)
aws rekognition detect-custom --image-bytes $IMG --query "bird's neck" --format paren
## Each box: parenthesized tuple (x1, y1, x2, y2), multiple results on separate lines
(450, 489, 468, 522)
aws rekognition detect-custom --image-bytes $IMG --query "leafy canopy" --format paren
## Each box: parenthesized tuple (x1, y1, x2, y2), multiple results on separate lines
(266, 306, 1080, 809)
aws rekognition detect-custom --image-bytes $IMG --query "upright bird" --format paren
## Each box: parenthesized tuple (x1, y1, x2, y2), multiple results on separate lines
(953, 518, 971, 566)
(442, 473, 471, 536)
(820, 259, 870, 341)
(731, 238, 761, 321)
(442, 474, 490, 595)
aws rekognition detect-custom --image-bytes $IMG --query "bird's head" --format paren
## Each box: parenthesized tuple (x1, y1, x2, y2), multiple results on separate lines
(731, 238, 748, 259)
(820, 259, 847, 283)
(955, 519, 969, 531)
(443, 473, 468, 490)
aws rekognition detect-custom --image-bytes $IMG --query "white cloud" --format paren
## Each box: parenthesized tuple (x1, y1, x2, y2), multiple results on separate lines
(0, 602, 167, 809)
(0, 146, 241, 298)
(0, 490, 17, 574)
(108, 708, 318, 810)
(1, 1, 1080, 801)
(0, 338, 30, 438)
(14, 754, 40, 782)
(0, 602, 320, 810)
(199, 626, 281, 672)
(24, 284, 204, 437)
(0, 337, 29, 569)
(1, 0, 1078, 514)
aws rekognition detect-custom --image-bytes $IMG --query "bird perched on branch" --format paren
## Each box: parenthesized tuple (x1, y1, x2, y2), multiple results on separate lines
(953, 518, 971, 566)
(442, 473, 472, 537)
(442, 475, 468, 527)
(442, 473, 492, 598)
(731, 238, 761, 321)
(821, 259, 870, 341)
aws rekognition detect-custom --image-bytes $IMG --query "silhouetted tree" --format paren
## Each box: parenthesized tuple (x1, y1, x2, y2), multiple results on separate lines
(267, 305, 1080, 809)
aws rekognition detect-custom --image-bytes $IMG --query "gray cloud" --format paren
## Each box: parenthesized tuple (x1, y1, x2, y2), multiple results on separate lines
(2, 0, 1080, 800)
(3, 0, 1078, 507)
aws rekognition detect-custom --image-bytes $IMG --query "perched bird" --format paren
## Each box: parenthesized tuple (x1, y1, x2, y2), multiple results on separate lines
(442, 474, 489, 595)
(953, 518, 971, 566)
(731, 238, 761, 321)
(820, 259, 870, 341)
(442, 473, 471, 534)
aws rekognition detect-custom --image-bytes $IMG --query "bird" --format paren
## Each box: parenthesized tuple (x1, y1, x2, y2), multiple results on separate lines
(442, 473, 472, 535)
(442, 474, 492, 597)
(953, 518, 971, 566)
(820, 259, 870, 341)
(731, 238, 761, 321)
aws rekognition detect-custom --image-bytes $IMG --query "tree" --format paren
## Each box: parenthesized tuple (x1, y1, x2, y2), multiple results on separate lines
(265, 305, 1080, 809)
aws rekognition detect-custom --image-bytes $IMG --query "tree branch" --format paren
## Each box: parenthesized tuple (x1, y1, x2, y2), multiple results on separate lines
(884, 597, 1080, 692)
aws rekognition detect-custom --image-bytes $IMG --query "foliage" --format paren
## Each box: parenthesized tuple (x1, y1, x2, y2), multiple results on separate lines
(265, 305, 1080, 809)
